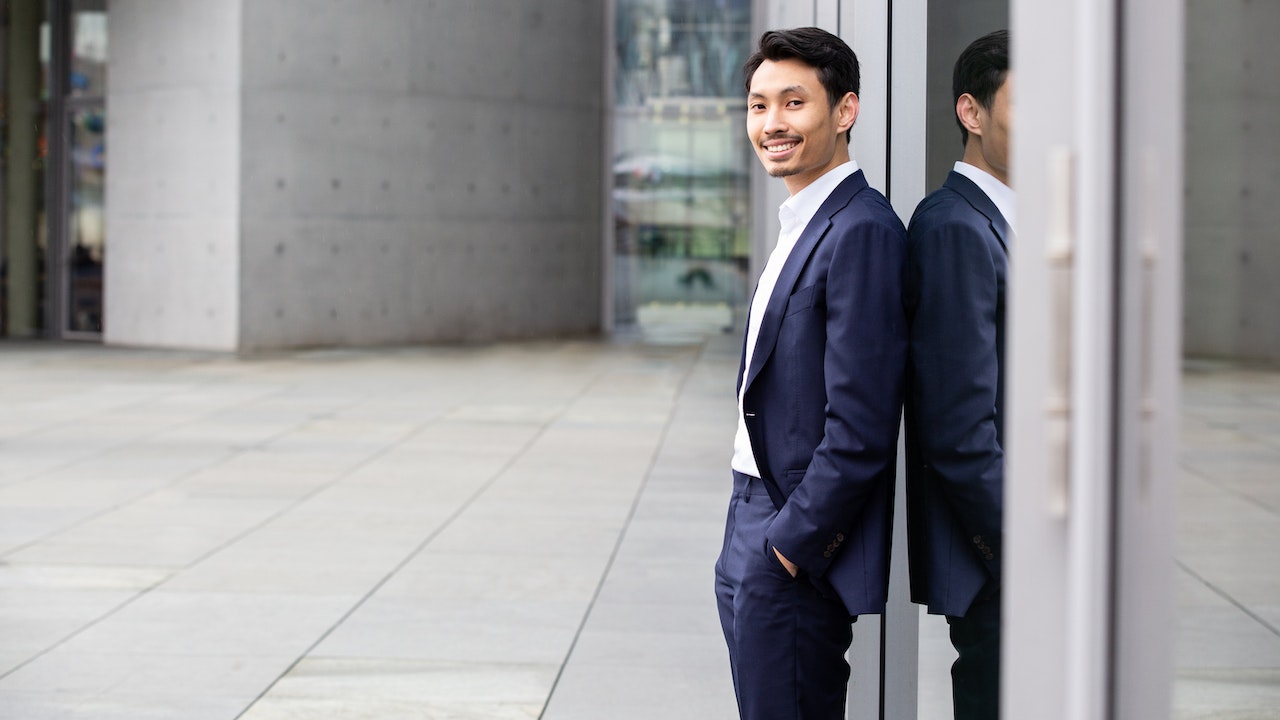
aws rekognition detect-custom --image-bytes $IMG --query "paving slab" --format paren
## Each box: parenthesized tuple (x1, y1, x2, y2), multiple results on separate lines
(0, 339, 1274, 719)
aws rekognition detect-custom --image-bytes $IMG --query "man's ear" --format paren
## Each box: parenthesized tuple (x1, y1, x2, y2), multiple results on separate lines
(956, 92, 984, 139)
(836, 91, 860, 134)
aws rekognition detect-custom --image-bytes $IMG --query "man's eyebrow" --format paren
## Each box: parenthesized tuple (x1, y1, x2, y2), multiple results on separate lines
(748, 85, 809, 100)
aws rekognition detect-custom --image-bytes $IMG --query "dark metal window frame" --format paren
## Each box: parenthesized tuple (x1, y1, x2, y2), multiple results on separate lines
(45, 0, 106, 340)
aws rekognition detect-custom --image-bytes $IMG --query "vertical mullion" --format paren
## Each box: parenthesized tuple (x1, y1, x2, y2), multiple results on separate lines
(881, 0, 927, 716)
(849, 0, 889, 192)
(1110, 0, 1181, 714)
(1006, 0, 1080, 715)
(815, 0, 839, 31)
(46, 0, 69, 337)
(601, 0, 616, 334)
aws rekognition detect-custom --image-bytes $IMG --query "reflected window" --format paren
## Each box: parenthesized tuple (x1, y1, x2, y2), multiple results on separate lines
(612, 0, 752, 335)
(66, 0, 107, 334)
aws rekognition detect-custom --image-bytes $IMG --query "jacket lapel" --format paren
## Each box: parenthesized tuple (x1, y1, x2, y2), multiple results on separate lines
(740, 171, 868, 396)
(946, 171, 1012, 255)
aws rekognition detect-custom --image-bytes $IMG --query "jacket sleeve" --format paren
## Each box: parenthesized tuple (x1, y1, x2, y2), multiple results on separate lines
(765, 214, 908, 578)
(907, 212, 1004, 580)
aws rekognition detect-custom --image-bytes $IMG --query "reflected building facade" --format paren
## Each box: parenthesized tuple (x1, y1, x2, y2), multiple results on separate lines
(0, 0, 106, 340)
(612, 0, 753, 332)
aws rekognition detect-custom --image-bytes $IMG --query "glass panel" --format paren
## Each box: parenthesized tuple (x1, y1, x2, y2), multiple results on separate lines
(613, 0, 752, 336)
(1, 6, 49, 338)
(67, 105, 104, 333)
(917, 5, 1009, 717)
(1175, 1, 1280, 717)
(65, 0, 107, 334)
(70, 1, 107, 98)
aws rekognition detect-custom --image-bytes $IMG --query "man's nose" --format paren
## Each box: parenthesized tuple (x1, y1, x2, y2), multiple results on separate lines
(762, 107, 787, 135)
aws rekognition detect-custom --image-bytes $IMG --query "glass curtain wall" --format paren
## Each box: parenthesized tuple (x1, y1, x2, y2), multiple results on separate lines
(0, 0, 105, 339)
(0, 0, 48, 338)
(612, 0, 752, 334)
(63, 0, 106, 335)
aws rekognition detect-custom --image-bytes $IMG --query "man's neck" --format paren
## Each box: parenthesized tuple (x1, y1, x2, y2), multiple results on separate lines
(783, 148, 852, 196)
(961, 145, 1007, 187)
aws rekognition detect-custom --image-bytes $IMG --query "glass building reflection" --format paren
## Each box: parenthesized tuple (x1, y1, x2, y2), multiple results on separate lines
(613, 0, 753, 332)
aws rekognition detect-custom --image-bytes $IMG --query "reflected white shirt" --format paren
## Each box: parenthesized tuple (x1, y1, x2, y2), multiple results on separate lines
(730, 161, 860, 478)
(954, 161, 1015, 236)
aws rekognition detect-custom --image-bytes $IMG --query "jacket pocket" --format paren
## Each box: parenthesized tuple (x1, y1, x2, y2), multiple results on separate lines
(784, 285, 815, 316)
(782, 468, 807, 495)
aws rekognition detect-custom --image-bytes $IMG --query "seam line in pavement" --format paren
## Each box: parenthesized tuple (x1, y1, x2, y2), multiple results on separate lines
(0, 392, 393, 682)
(0, 373, 326, 561)
(538, 339, 707, 720)
(1175, 559, 1280, 639)
(233, 359, 633, 718)
(1179, 460, 1280, 519)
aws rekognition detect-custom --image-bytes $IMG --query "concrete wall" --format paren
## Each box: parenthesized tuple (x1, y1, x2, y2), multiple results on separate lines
(237, 0, 604, 350)
(106, 0, 605, 351)
(105, 1, 242, 350)
(1183, 0, 1280, 363)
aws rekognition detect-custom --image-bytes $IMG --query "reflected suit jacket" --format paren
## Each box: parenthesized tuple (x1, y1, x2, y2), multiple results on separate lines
(737, 170, 908, 617)
(904, 171, 1010, 617)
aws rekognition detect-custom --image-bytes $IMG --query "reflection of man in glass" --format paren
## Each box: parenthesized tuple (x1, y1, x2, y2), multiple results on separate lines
(714, 27, 907, 720)
(905, 29, 1011, 720)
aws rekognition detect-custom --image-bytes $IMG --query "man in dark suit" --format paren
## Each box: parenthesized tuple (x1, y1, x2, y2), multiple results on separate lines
(714, 27, 908, 720)
(905, 29, 1011, 720)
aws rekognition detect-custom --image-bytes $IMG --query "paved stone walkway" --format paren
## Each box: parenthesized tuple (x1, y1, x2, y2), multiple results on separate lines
(0, 337, 739, 719)
(0, 338, 1274, 718)
(1174, 362, 1280, 719)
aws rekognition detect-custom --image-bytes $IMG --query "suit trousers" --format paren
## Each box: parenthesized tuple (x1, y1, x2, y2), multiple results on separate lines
(946, 581, 1001, 720)
(715, 471, 854, 720)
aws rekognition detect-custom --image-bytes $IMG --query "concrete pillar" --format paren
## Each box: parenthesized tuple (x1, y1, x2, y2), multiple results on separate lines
(4, 0, 43, 337)
(236, 1, 605, 350)
(104, 0, 242, 350)
(105, 0, 605, 351)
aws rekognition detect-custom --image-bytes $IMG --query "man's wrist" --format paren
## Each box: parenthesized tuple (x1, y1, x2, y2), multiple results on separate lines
(773, 546, 800, 577)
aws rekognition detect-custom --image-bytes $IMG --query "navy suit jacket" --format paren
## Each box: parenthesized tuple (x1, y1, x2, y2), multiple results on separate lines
(904, 171, 1010, 617)
(737, 170, 908, 617)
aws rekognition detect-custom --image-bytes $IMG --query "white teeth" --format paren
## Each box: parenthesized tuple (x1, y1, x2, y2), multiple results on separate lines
(767, 142, 797, 153)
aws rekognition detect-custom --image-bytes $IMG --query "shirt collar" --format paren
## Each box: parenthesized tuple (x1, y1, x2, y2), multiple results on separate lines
(779, 161, 860, 236)
(954, 161, 1015, 231)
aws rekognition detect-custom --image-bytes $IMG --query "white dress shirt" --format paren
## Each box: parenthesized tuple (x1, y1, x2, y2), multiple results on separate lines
(953, 161, 1015, 236)
(731, 161, 860, 478)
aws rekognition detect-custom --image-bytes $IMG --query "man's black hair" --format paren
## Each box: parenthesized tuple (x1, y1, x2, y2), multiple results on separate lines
(743, 27, 861, 142)
(953, 29, 1010, 146)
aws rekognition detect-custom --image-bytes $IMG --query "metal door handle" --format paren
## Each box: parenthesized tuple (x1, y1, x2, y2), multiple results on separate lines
(1139, 154, 1159, 499)
(1046, 147, 1075, 517)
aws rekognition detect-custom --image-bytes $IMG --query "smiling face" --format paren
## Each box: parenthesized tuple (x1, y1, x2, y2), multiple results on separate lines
(746, 58, 859, 195)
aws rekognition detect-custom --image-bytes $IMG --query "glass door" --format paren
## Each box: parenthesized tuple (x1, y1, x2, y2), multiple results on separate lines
(58, 0, 107, 336)
(1004, 0, 1183, 717)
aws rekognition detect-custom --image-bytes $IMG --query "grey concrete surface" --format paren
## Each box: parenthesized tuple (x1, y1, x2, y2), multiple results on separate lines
(105, 0, 605, 351)
(0, 338, 1275, 718)
(1183, 0, 1280, 363)
(1175, 362, 1280, 719)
